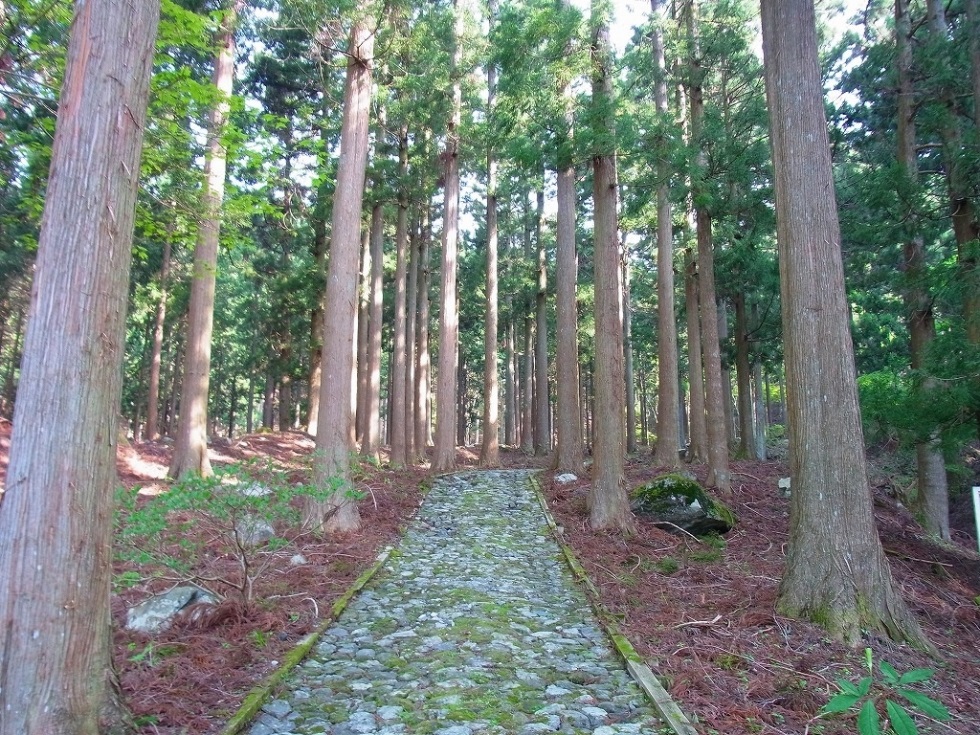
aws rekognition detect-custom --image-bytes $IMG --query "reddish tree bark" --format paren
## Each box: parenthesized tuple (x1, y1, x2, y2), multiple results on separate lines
(169, 0, 240, 478)
(0, 0, 159, 730)
(480, 0, 501, 468)
(147, 234, 172, 440)
(651, 0, 682, 468)
(588, 0, 632, 531)
(554, 18, 584, 474)
(306, 17, 375, 532)
(762, 0, 929, 648)
(362, 201, 384, 460)
(432, 0, 464, 472)
(390, 125, 410, 468)
(896, 0, 948, 539)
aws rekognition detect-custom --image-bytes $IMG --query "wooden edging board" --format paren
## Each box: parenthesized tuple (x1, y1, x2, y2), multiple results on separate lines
(528, 473, 700, 735)
(220, 476, 434, 735)
(218, 543, 396, 735)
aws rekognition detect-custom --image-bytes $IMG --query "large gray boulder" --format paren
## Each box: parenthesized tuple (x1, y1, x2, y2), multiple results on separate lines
(125, 585, 219, 634)
(630, 473, 736, 536)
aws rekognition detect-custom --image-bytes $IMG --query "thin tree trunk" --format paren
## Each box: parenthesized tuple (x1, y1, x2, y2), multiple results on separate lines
(405, 208, 419, 462)
(684, 247, 707, 461)
(897, 0, 949, 539)
(390, 125, 410, 467)
(415, 206, 433, 457)
(752, 351, 766, 460)
(2, 303, 24, 416)
(306, 17, 375, 532)
(651, 0, 681, 468)
(227, 378, 238, 438)
(521, 314, 534, 453)
(480, 0, 501, 467)
(164, 330, 183, 436)
(554, 46, 584, 473)
(678, 374, 688, 448)
(146, 234, 172, 440)
(734, 292, 756, 459)
(169, 0, 240, 479)
(926, 0, 980, 345)
(0, 0, 158, 728)
(432, 0, 463, 472)
(263, 373, 275, 429)
(355, 226, 371, 441)
(623, 246, 637, 454)
(720, 303, 736, 446)
(584, 361, 593, 454)
(306, 100, 330, 436)
(697, 222, 728, 482)
(457, 349, 467, 446)
(687, 0, 730, 491)
(589, 0, 631, 532)
(638, 368, 648, 444)
(762, 0, 929, 648)
(246, 371, 255, 434)
(534, 189, 551, 455)
(362, 202, 384, 460)
(504, 310, 517, 446)
(306, 184, 329, 434)
(279, 362, 293, 431)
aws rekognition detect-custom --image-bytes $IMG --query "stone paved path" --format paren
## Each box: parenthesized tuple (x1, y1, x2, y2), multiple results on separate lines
(246, 469, 669, 735)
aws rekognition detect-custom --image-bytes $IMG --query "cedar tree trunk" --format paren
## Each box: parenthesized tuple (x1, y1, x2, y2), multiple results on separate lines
(169, 0, 239, 478)
(896, 0, 949, 539)
(0, 0, 158, 730)
(588, 1, 632, 532)
(651, 0, 682, 467)
(432, 0, 464, 472)
(761, 0, 930, 648)
(480, 1, 501, 467)
(306, 18, 374, 532)
(554, 55, 584, 474)
(390, 125, 410, 468)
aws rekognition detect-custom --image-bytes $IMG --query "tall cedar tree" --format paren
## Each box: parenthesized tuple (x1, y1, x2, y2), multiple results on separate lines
(896, 0, 948, 539)
(554, 0, 584, 475)
(534, 187, 551, 454)
(306, 17, 375, 532)
(0, 0, 159, 730)
(649, 3, 681, 468)
(390, 123, 410, 468)
(362, 200, 384, 459)
(480, 0, 501, 467)
(432, 0, 464, 472)
(169, 0, 240, 478)
(925, 0, 980, 345)
(761, 0, 930, 648)
(146, 236, 173, 439)
(686, 0, 730, 490)
(588, 0, 632, 531)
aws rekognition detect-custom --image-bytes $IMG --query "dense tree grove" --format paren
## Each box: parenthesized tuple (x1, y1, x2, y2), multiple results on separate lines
(1, 0, 980, 721)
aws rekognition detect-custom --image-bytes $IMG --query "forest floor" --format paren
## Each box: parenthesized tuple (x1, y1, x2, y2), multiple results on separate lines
(0, 418, 979, 735)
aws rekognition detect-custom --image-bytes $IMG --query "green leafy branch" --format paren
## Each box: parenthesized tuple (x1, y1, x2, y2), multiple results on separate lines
(115, 460, 356, 607)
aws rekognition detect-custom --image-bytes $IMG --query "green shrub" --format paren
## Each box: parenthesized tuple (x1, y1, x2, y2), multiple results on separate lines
(115, 460, 356, 606)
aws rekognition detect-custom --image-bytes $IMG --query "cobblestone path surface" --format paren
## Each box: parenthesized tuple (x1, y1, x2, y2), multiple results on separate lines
(246, 469, 668, 735)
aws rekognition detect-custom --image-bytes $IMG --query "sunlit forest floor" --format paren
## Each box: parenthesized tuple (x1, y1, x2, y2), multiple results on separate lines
(0, 421, 978, 734)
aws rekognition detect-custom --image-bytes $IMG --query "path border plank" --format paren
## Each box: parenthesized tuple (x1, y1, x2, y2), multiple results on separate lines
(529, 473, 700, 735)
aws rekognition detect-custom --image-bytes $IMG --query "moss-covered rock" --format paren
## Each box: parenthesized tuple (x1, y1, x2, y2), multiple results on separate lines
(630, 473, 736, 536)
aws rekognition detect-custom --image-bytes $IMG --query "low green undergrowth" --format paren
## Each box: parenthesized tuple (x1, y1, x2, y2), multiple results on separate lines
(115, 460, 358, 606)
